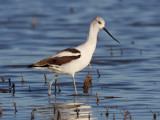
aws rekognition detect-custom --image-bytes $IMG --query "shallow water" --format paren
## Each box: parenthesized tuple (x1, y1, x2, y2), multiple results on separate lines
(0, 0, 160, 120)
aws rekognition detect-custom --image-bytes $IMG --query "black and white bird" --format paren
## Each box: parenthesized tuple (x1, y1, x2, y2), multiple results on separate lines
(28, 16, 119, 96)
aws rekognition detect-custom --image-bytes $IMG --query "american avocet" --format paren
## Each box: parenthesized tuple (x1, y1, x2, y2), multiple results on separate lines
(28, 16, 119, 96)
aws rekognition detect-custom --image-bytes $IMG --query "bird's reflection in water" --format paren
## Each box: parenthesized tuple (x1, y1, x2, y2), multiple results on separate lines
(35, 102, 93, 120)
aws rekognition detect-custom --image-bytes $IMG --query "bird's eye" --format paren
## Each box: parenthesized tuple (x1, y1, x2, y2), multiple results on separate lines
(98, 21, 102, 24)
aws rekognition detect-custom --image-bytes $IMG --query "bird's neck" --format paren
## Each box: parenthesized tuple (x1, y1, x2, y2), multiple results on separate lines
(85, 24, 99, 52)
(76, 24, 100, 56)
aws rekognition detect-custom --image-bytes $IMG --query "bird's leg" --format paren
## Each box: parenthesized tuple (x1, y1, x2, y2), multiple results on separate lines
(48, 74, 58, 96)
(72, 75, 78, 95)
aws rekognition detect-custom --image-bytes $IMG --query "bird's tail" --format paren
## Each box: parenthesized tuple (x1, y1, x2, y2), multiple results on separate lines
(27, 64, 49, 68)
(27, 64, 34, 68)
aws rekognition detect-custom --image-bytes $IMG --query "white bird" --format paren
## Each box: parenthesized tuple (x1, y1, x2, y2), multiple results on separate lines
(28, 16, 119, 96)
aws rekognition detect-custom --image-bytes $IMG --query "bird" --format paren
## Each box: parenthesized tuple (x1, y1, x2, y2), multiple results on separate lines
(28, 16, 120, 96)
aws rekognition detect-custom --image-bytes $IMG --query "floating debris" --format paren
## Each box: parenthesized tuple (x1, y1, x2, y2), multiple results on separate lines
(31, 108, 36, 119)
(105, 96, 122, 99)
(120, 48, 123, 55)
(150, 109, 157, 120)
(88, 64, 91, 75)
(106, 105, 109, 118)
(88, 113, 90, 120)
(154, 113, 156, 120)
(89, 72, 92, 87)
(53, 105, 56, 115)
(57, 110, 61, 120)
(130, 115, 132, 120)
(14, 102, 18, 113)
(110, 46, 113, 56)
(43, 72, 47, 84)
(8, 78, 11, 88)
(1, 89, 7, 93)
(74, 107, 79, 118)
(70, 7, 74, 13)
(29, 86, 31, 92)
(57, 82, 61, 92)
(21, 73, 24, 84)
(83, 76, 90, 93)
(96, 93, 99, 105)
(12, 83, 15, 95)
(131, 41, 135, 45)
(51, 78, 61, 95)
(31, 17, 36, 27)
(2, 76, 5, 82)
(31, 108, 35, 120)
(83, 64, 92, 93)
(9, 87, 12, 93)
(9, 83, 15, 94)
(0, 107, 2, 114)
(113, 113, 115, 120)
(31, 112, 34, 120)
(124, 110, 130, 120)
(97, 69, 101, 78)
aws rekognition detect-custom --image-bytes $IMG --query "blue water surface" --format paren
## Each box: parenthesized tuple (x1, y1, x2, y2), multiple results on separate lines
(0, 0, 160, 120)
